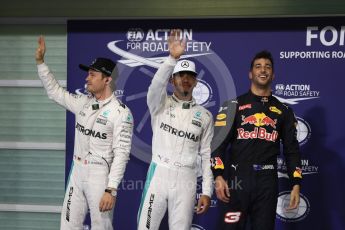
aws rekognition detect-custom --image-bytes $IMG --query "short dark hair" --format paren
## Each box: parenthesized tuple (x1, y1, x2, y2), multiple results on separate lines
(173, 71, 197, 78)
(250, 50, 274, 72)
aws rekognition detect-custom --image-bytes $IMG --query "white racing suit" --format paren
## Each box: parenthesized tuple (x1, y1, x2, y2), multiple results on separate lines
(137, 56, 214, 230)
(37, 63, 133, 230)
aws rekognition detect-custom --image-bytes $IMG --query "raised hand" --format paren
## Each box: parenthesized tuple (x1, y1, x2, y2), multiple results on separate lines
(35, 36, 46, 64)
(168, 29, 186, 60)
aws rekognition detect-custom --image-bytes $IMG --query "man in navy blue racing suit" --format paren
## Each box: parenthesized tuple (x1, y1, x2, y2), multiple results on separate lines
(211, 50, 302, 230)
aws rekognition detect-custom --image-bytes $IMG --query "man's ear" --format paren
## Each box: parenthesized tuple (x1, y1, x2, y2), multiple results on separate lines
(249, 72, 253, 80)
(105, 77, 112, 84)
(169, 76, 174, 84)
(192, 78, 198, 87)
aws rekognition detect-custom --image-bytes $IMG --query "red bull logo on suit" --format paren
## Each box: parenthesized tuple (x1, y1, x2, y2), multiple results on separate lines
(239, 113, 278, 142)
(241, 113, 277, 128)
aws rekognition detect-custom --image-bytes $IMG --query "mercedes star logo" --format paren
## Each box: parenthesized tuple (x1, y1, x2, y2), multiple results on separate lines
(181, 60, 189, 68)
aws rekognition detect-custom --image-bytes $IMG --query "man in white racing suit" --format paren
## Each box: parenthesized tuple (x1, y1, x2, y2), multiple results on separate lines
(137, 30, 214, 230)
(35, 36, 133, 230)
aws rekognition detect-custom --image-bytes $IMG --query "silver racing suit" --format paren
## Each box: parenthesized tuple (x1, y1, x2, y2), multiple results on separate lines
(37, 63, 133, 230)
(137, 56, 214, 230)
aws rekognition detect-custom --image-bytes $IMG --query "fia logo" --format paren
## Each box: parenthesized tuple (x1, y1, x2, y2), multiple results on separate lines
(126, 28, 144, 42)
(275, 84, 285, 95)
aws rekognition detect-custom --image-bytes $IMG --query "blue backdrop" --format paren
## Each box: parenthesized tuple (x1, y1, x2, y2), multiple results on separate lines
(67, 18, 345, 230)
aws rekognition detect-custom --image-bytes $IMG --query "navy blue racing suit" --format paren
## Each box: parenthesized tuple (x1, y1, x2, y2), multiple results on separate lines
(211, 91, 302, 230)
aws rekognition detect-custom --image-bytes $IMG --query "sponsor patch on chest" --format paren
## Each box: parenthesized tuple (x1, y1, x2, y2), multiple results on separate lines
(96, 118, 107, 125)
(192, 120, 202, 127)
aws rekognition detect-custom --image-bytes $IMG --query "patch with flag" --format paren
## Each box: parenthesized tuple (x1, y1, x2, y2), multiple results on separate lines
(211, 157, 224, 170)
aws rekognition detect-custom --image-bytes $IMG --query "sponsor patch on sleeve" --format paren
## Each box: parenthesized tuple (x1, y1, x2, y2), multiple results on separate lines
(216, 113, 227, 120)
(211, 157, 225, 170)
(269, 106, 282, 114)
(123, 112, 134, 125)
(293, 167, 302, 178)
(215, 121, 226, 127)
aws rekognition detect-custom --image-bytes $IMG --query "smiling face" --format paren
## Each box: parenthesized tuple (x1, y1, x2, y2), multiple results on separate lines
(249, 58, 275, 90)
(171, 71, 197, 100)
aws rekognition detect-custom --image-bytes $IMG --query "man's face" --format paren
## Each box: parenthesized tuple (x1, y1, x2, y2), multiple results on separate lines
(85, 70, 108, 94)
(249, 58, 274, 89)
(171, 71, 197, 97)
